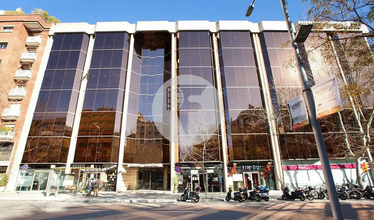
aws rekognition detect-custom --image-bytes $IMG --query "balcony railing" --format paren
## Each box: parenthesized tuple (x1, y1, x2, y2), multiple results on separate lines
(25, 36, 42, 47)
(1, 109, 20, 121)
(20, 52, 37, 63)
(0, 129, 15, 141)
(8, 87, 27, 100)
(14, 69, 32, 81)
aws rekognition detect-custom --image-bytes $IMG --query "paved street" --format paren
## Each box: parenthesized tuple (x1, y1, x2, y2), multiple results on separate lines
(0, 197, 373, 219)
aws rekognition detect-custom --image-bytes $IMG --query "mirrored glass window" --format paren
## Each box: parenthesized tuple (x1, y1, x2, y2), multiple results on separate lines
(24, 33, 89, 164)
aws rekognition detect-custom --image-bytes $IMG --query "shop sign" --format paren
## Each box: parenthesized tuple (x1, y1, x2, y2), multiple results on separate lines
(284, 163, 356, 170)
(191, 170, 198, 174)
(241, 165, 262, 170)
(206, 169, 214, 173)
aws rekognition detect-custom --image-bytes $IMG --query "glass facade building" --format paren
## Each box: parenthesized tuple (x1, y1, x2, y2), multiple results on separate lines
(6, 20, 373, 193)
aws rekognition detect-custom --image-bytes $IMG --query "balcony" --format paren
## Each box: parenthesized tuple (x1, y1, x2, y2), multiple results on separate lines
(1, 109, 20, 121)
(14, 69, 32, 82)
(20, 52, 37, 64)
(8, 87, 27, 101)
(0, 129, 15, 141)
(25, 36, 42, 47)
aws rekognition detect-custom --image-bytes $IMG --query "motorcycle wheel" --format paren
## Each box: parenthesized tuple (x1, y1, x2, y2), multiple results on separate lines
(255, 196, 261, 202)
(307, 195, 314, 201)
(264, 197, 269, 201)
(364, 193, 370, 200)
(338, 193, 348, 200)
(282, 195, 288, 200)
(225, 196, 230, 202)
(193, 196, 200, 203)
(299, 195, 305, 201)
(318, 193, 325, 199)
(180, 195, 187, 202)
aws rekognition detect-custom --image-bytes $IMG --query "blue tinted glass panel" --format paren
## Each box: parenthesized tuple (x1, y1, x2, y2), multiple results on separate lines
(61, 34, 73, 50)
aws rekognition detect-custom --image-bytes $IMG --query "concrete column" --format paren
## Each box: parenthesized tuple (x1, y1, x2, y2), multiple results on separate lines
(65, 35, 95, 174)
(252, 33, 283, 190)
(7, 32, 55, 191)
(116, 34, 135, 192)
(170, 33, 177, 193)
(211, 33, 229, 192)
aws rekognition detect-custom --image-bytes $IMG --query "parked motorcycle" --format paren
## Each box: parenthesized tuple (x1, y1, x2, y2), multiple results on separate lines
(254, 186, 270, 201)
(363, 185, 374, 200)
(180, 186, 200, 203)
(317, 185, 328, 199)
(344, 184, 363, 200)
(242, 187, 261, 202)
(225, 187, 243, 202)
(336, 185, 348, 200)
(282, 186, 306, 201)
(304, 186, 315, 201)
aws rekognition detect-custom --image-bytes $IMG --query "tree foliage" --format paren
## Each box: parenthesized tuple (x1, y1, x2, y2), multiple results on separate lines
(3, 7, 60, 23)
(298, 0, 374, 186)
(303, 0, 374, 37)
(32, 8, 60, 23)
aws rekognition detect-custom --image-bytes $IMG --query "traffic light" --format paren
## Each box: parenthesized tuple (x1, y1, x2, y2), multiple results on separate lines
(362, 162, 368, 173)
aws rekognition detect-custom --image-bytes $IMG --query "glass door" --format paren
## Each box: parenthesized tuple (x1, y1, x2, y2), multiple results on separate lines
(32, 172, 49, 191)
(244, 172, 260, 190)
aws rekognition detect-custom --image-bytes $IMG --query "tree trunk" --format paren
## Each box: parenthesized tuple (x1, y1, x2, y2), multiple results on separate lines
(203, 173, 208, 199)
(356, 157, 364, 188)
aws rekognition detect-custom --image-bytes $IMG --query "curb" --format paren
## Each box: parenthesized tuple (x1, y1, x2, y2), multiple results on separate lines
(0, 197, 178, 203)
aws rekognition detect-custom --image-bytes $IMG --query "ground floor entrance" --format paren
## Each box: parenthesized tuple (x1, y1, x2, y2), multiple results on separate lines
(176, 163, 224, 193)
(121, 165, 170, 191)
(243, 172, 260, 190)
(227, 161, 275, 191)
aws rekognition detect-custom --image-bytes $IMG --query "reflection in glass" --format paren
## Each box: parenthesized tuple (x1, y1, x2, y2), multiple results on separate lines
(219, 31, 271, 160)
(177, 31, 221, 163)
(77, 32, 130, 163)
(123, 32, 171, 164)
(23, 33, 89, 164)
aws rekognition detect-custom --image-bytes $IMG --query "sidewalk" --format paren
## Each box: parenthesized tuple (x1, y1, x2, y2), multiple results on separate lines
(0, 190, 283, 203)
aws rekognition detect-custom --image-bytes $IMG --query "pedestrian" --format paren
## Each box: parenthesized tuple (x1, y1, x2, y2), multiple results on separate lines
(86, 178, 93, 196)
(93, 178, 99, 197)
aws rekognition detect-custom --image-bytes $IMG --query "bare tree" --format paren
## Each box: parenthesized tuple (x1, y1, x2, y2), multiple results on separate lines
(179, 109, 221, 198)
(288, 28, 374, 186)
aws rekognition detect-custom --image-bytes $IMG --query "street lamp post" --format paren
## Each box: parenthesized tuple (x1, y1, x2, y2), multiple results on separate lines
(246, 1, 343, 220)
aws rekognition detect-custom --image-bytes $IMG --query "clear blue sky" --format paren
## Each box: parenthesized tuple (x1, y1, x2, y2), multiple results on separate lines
(2, 0, 310, 24)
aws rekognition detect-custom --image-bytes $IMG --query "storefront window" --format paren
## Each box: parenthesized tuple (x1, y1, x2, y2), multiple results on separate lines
(176, 164, 223, 192)
(16, 169, 35, 191)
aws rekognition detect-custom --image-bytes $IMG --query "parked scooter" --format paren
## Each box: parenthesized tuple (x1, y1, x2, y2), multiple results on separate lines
(225, 188, 244, 202)
(282, 186, 306, 201)
(304, 186, 315, 201)
(363, 185, 374, 200)
(242, 187, 260, 202)
(180, 186, 200, 203)
(257, 186, 270, 201)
